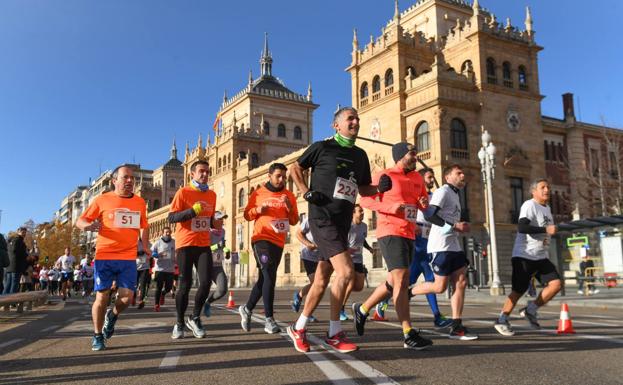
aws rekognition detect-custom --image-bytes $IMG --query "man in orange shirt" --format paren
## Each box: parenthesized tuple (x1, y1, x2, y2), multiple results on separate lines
(353, 143, 433, 350)
(239, 163, 299, 334)
(76, 165, 150, 351)
(167, 159, 217, 339)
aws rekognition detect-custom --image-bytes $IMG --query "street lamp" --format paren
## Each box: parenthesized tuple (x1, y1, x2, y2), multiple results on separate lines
(478, 130, 503, 296)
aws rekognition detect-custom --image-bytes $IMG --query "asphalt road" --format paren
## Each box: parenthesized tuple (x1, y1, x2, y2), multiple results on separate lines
(1, 289, 622, 385)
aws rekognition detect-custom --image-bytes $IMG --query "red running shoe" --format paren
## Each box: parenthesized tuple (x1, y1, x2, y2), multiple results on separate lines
(325, 331, 358, 353)
(287, 325, 310, 353)
(160, 296, 165, 306)
(154, 304, 160, 312)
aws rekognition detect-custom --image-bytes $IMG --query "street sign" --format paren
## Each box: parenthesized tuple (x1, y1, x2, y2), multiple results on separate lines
(566, 236, 589, 247)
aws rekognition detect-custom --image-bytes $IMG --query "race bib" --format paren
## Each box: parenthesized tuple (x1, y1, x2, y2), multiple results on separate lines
(271, 219, 290, 233)
(333, 177, 358, 203)
(419, 225, 430, 238)
(114, 210, 140, 229)
(404, 204, 418, 223)
(191, 217, 211, 232)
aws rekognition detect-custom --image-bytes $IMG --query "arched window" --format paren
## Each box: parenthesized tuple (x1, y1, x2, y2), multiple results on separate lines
(450, 118, 468, 150)
(486, 57, 496, 84)
(384, 69, 394, 87)
(502, 61, 512, 87)
(518, 65, 528, 90)
(294, 126, 302, 140)
(169, 179, 175, 189)
(238, 188, 246, 207)
(251, 153, 259, 168)
(372, 75, 381, 93)
(278, 123, 286, 138)
(460, 60, 473, 74)
(360, 82, 369, 98)
(218, 158, 222, 169)
(238, 151, 246, 159)
(228, 153, 231, 165)
(262, 121, 270, 136)
(153, 200, 161, 210)
(406, 66, 416, 79)
(415, 121, 430, 152)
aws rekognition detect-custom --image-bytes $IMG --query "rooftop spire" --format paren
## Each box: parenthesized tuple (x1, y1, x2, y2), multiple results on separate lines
(248, 69, 253, 86)
(197, 133, 202, 149)
(472, 0, 480, 16)
(394, 0, 400, 20)
(260, 32, 273, 77)
(525, 6, 533, 33)
(170, 137, 178, 160)
(307, 81, 312, 101)
(352, 28, 358, 50)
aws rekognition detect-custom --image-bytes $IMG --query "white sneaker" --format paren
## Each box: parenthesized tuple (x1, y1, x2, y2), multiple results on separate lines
(494, 320, 515, 336)
(171, 323, 184, 339)
(185, 316, 206, 338)
(264, 317, 281, 334)
(577, 290, 584, 295)
(593, 289, 600, 294)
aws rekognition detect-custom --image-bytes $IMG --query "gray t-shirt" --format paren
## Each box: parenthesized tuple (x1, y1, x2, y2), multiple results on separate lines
(348, 222, 367, 264)
(151, 238, 176, 273)
(299, 217, 319, 262)
(427, 184, 463, 253)
(512, 199, 554, 261)
(136, 241, 151, 271)
(210, 229, 226, 267)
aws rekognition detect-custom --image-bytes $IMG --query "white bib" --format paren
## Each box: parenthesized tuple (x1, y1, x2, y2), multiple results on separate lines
(270, 219, 290, 233)
(419, 225, 430, 238)
(191, 217, 211, 232)
(114, 210, 140, 229)
(137, 255, 147, 264)
(404, 204, 418, 223)
(333, 177, 358, 203)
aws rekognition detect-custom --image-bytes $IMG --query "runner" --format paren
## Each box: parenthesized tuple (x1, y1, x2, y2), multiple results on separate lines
(494, 178, 562, 336)
(168, 159, 216, 339)
(151, 227, 176, 312)
(353, 142, 433, 349)
(134, 240, 151, 309)
(239, 163, 298, 334)
(39, 265, 49, 292)
(49, 266, 60, 295)
(81, 254, 95, 300)
(339, 204, 373, 321)
(56, 248, 76, 301)
(287, 107, 391, 353)
(203, 211, 229, 317)
(408, 164, 478, 340)
(76, 165, 150, 351)
(291, 214, 319, 323)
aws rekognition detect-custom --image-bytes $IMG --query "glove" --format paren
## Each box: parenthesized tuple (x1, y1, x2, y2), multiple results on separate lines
(304, 190, 326, 205)
(192, 202, 203, 215)
(377, 174, 392, 193)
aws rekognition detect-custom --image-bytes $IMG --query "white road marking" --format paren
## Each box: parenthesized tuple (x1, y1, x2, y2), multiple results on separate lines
(41, 325, 62, 333)
(305, 350, 358, 385)
(0, 339, 22, 349)
(159, 350, 182, 369)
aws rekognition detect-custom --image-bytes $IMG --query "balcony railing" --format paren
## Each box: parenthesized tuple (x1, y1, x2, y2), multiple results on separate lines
(487, 76, 497, 84)
(360, 98, 368, 107)
(503, 79, 514, 88)
(384, 86, 394, 96)
(450, 149, 469, 160)
(372, 92, 381, 102)
(519, 83, 529, 91)
(417, 151, 431, 160)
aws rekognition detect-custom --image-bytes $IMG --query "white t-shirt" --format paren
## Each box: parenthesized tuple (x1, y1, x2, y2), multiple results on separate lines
(39, 268, 49, 282)
(348, 222, 368, 264)
(82, 263, 94, 280)
(73, 269, 82, 281)
(151, 238, 176, 272)
(512, 199, 554, 261)
(415, 192, 433, 239)
(56, 255, 76, 272)
(299, 217, 319, 262)
(427, 184, 463, 253)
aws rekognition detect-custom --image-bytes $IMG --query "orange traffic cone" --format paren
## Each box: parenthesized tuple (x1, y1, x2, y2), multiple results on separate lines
(226, 291, 236, 309)
(372, 309, 388, 322)
(557, 303, 576, 334)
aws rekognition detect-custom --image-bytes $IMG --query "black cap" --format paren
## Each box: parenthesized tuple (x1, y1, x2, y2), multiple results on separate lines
(392, 142, 414, 163)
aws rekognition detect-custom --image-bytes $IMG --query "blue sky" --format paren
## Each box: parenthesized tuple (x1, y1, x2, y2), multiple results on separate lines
(1, 0, 621, 233)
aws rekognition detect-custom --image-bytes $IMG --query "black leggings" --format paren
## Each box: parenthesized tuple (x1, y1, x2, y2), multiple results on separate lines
(176, 246, 213, 323)
(246, 241, 283, 318)
(135, 269, 151, 301)
(154, 271, 174, 304)
(207, 266, 228, 304)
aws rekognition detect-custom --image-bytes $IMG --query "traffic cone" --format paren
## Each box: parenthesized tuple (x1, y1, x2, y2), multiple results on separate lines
(226, 291, 236, 309)
(372, 309, 388, 321)
(557, 303, 576, 334)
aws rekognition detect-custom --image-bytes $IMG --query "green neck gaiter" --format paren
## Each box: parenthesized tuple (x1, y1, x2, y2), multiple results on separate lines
(334, 132, 356, 148)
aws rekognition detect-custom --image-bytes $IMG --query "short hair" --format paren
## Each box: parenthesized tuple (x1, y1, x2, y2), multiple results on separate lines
(418, 167, 434, 177)
(442, 164, 462, 178)
(333, 107, 358, 125)
(530, 178, 549, 191)
(190, 160, 210, 172)
(353, 203, 362, 210)
(163, 226, 171, 232)
(268, 163, 287, 174)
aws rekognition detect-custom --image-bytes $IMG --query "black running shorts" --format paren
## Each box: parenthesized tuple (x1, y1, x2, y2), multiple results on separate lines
(511, 257, 561, 294)
(378, 236, 414, 272)
(309, 218, 350, 261)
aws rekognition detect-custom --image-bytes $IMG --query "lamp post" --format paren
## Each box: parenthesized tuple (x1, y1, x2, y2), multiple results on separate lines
(478, 130, 503, 296)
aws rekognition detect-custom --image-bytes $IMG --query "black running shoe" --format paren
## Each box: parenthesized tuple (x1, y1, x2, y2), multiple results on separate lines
(352, 302, 368, 336)
(403, 329, 433, 350)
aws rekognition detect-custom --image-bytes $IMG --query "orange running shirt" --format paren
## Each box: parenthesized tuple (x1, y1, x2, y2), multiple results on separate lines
(170, 186, 217, 248)
(80, 192, 149, 261)
(244, 185, 299, 248)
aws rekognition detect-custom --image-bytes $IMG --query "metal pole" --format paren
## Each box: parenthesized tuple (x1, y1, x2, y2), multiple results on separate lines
(486, 162, 503, 295)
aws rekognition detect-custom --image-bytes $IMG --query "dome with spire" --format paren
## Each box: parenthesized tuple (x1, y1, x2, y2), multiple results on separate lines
(163, 138, 183, 169)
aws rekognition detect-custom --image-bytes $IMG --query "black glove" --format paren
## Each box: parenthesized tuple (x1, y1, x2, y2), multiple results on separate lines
(304, 190, 326, 205)
(377, 174, 392, 193)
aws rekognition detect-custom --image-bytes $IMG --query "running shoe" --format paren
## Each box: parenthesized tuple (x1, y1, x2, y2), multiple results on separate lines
(434, 314, 454, 328)
(186, 316, 206, 338)
(493, 319, 515, 336)
(171, 323, 184, 339)
(577, 290, 584, 295)
(325, 331, 358, 353)
(403, 329, 433, 350)
(91, 334, 106, 351)
(291, 292, 302, 312)
(449, 321, 479, 340)
(102, 309, 117, 340)
(352, 302, 368, 336)
(137, 301, 145, 310)
(308, 315, 318, 323)
(239, 305, 252, 332)
(265, 317, 281, 334)
(203, 302, 212, 318)
(375, 300, 388, 319)
(339, 309, 349, 321)
(154, 304, 160, 312)
(160, 295, 165, 306)
(286, 325, 310, 353)
(519, 306, 541, 329)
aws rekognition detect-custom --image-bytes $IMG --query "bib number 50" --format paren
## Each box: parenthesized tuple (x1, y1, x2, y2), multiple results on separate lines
(191, 217, 211, 232)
